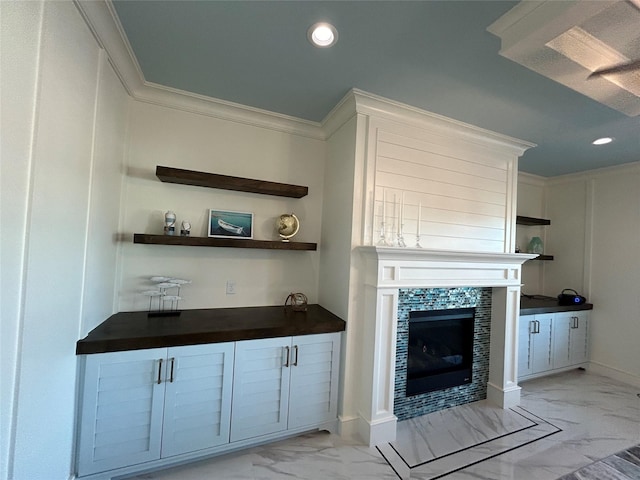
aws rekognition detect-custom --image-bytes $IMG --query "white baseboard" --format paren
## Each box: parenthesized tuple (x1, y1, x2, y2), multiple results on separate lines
(587, 361, 640, 389)
(337, 414, 361, 441)
(487, 382, 522, 409)
(339, 413, 397, 447)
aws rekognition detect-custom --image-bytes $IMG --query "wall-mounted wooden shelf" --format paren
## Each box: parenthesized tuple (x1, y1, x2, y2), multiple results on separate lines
(516, 215, 551, 226)
(133, 234, 317, 251)
(156, 166, 308, 198)
(516, 216, 553, 260)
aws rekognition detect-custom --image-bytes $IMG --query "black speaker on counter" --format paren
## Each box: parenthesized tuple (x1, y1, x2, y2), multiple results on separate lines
(557, 289, 587, 306)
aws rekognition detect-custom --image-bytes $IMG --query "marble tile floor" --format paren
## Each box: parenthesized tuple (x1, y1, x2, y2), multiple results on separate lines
(558, 444, 640, 480)
(377, 402, 562, 479)
(127, 370, 639, 480)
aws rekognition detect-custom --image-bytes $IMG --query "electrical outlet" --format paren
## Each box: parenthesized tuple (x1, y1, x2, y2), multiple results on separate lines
(226, 280, 236, 295)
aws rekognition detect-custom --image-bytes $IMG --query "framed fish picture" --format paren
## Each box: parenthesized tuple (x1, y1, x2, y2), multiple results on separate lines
(208, 209, 253, 239)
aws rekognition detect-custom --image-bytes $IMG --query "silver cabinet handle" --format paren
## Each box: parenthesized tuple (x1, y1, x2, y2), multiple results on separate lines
(534, 320, 540, 334)
(284, 346, 290, 367)
(157, 358, 163, 384)
(530, 320, 535, 334)
(293, 345, 299, 367)
(169, 357, 175, 383)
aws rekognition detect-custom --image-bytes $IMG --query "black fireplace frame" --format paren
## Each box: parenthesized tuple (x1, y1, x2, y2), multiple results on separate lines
(406, 307, 475, 396)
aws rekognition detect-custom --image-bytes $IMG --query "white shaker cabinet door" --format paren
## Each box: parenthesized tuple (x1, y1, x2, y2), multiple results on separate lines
(531, 314, 553, 374)
(569, 312, 589, 365)
(518, 315, 535, 378)
(161, 343, 234, 457)
(553, 313, 573, 370)
(77, 348, 167, 476)
(288, 333, 341, 430)
(230, 337, 292, 442)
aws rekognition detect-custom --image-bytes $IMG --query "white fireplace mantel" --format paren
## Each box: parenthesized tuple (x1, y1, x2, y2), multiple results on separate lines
(355, 246, 537, 446)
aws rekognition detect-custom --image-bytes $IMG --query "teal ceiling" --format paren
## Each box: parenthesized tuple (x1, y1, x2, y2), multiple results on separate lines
(112, 1, 639, 177)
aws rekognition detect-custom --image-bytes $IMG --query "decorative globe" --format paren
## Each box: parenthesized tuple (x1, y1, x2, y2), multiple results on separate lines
(276, 213, 300, 242)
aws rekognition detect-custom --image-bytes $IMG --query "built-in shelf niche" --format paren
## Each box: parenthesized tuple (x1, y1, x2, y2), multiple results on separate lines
(516, 215, 553, 260)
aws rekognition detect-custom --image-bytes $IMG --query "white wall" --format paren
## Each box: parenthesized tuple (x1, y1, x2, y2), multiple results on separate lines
(318, 113, 361, 431)
(1, 2, 43, 478)
(545, 163, 640, 386)
(117, 101, 326, 311)
(543, 179, 588, 297)
(1, 2, 128, 478)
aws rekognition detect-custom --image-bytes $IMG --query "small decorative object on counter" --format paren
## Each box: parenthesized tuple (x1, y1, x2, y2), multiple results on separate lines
(527, 236, 544, 254)
(142, 276, 192, 316)
(164, 211, 176, 235)
(557, 288, 587, 305)
(285, 292, 308, 311)
(276, 213, 300, 242)
(180, 220, 191, 236)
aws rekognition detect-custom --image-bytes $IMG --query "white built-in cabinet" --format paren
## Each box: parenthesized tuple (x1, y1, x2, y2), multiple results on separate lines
(518, 314, 553, 378)
(552, 312, 589, 368)
(231, 333, 340, 442)
(518, 311, 589, 381)
(76, 333, 340, 479)
(76, 343, 234, 476)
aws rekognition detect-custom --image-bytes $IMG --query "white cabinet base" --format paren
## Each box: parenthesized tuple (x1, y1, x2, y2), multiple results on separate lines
(518, 311, 590, 382)
(76, 333, 341, 480)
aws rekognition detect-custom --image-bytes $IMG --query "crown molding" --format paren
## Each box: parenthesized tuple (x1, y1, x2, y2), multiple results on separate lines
(518, 171, 548, 187)
(545, 160, 640, 186)
(75, 0, 538, 150)
(323, 89, 536, 157)
(74, 0, 324, 140)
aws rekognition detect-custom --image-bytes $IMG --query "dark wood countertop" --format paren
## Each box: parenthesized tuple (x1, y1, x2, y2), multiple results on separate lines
(520, 295, 593, 315)
(76, 304, 346, 355)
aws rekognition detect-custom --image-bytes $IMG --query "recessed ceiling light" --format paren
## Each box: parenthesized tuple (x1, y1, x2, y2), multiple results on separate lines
(307, 22, 338, 48)
(592, 137, 614, 145)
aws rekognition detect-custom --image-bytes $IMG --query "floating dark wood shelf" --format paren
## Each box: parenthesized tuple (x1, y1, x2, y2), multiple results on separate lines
(516, 215, 551, 226)
(134, 233, 317, 251)
(156, 166, 308, 198)
(532, 254, 554, 261)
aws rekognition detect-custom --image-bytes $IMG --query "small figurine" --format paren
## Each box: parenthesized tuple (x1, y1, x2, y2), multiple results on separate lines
(164, 211, 176, 235)
(181, 220, 191, 236)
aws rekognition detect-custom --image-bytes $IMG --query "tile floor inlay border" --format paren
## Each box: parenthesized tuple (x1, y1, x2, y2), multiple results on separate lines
(377, 401, 562, 479)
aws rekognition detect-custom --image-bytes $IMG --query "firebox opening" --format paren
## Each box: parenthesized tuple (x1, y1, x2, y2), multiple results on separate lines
(406, 307, 475, 396)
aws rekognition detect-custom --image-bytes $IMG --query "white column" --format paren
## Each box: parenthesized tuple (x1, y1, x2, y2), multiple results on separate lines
(358, 286, 398, 446)
(487, 286, 522, 408)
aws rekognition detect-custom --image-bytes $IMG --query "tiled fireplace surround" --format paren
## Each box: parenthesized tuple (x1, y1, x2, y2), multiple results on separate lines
(356, 247, 535, 446)
(394, 287, 492, 421)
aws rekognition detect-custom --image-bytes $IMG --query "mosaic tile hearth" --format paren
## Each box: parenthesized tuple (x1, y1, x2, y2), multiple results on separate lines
(394, 287, 492, 421)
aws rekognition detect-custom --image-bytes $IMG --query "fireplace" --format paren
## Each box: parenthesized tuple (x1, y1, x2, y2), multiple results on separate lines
(355, 247, 536, 446)
(406, 307, 475, 396)
(394, 287, 491, 420)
